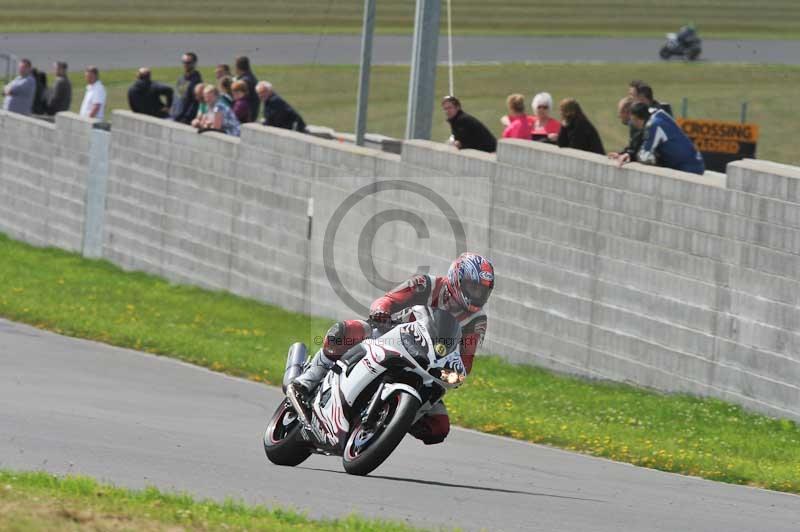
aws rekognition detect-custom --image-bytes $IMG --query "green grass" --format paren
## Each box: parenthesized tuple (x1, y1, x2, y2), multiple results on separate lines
(59, 63, 800, 166)
(0, 0, 798, 38)
(2, 233, 800, 494)
(0, 470, 426, 531)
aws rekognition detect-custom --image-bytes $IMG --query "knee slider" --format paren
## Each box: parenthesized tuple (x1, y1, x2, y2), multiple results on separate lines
(322, 321, 347, 357)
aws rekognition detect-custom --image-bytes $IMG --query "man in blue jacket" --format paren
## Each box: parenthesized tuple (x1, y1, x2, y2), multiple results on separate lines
(620, 102, 704, 175)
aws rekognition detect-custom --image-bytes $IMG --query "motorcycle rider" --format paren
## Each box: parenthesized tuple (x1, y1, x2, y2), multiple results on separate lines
(287, 252, 494, 445)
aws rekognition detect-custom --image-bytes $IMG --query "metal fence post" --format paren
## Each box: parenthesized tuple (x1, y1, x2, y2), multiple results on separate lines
(405, 0, 441, 140)
(681, 97, 688, 118)
(740, 102, 748, 123)
(355, 0, 377, 147)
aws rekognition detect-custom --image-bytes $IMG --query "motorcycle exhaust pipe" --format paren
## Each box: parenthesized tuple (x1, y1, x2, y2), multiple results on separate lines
(282, 342, 308, 393)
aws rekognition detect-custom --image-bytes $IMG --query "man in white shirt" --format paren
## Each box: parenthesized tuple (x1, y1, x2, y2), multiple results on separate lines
(79, 66, 106, 120)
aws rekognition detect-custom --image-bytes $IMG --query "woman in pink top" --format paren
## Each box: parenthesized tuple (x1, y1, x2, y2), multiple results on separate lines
(531, 92, 561, 143)
(501, 93, 533, 140)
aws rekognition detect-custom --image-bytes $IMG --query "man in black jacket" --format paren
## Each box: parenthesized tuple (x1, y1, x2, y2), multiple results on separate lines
(128, 68, 174, 118)
(256, 81, 307, 132)
(442, 96, 497, 153)
(170, 52, 202, 124)
(46, 61, 71, 115)
(31, 67, 48, 115)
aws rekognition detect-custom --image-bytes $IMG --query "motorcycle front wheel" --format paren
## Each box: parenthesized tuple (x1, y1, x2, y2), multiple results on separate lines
(342, 391, 420, 476)
(263, 401, 312, 466)
(659, 46, 671, 60)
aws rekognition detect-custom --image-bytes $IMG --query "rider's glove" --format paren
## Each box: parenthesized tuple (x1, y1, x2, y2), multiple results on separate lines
(369, 309, 391, 325)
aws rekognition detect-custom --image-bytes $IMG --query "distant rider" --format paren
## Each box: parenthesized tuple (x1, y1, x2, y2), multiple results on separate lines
(287, 252, 495, 445)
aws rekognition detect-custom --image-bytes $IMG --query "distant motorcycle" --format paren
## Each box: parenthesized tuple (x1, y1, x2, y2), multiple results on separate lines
(660, 25, 702, 61)
(263, 306, 466, 476)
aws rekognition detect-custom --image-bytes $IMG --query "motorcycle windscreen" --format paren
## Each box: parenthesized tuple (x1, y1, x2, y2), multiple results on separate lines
(425, 307, 462, 356)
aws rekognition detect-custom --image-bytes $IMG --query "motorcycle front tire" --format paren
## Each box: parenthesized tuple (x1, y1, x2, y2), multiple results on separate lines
(659, 46, 671, 60)
(263, 401, 312, 467)
(342, 391, 421, 476)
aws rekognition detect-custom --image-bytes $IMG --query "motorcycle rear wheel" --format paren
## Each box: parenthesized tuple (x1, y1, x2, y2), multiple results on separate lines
(263, 401, 312, 466)
(342, 391, 420, 476)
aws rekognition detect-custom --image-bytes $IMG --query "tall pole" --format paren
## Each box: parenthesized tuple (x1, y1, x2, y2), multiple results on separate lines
(405, 0, 441, 140)
(355, 0, 377, 147)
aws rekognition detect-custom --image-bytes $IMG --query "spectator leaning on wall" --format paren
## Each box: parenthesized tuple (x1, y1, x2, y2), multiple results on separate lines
(442, 95, 497, 153)
(171, 52, 202, 124)
(2, 58, 36, 116)
(195, 85, 240, 137)
(79, 66, 106, 120)
(530, 92, 561, 143)
(256, 81, 307, 132)
(218, 76, 234, 108)
(31, 67, 48, 115)
(215, 64, 231, 81)
(128, 67, 174, 118)
(501, 93, 533, 140)
(234, 56, 259, 123)
(630, 80, 673, 117)
(231, 80, 252, 123)
(556, 98, 604, 155)
(608, 96, 643, 165)
(46, 61, 72, 115)
(191, 84, 207, 127)
(622, 102, 704, 175)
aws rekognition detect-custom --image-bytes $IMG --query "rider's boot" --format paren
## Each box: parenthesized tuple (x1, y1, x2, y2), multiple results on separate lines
(285, 350, 334, 422)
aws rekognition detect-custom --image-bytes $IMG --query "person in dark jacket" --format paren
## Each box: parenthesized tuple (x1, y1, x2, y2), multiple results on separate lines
(556, 98, 605, 155)
(170, 52, 202, 124)
(31, 67, 48, 115)
(128, 68, 174, 118)
(442, 95, 497, 153)
(234, 56, 259, 123)
(256, 81, 307, 131)
(608, 96, 643, 164)
(46, 61, 71, 115)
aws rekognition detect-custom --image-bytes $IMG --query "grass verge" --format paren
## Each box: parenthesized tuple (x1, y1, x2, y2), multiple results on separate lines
(50, 63, 800, 166)
(2, 233, 800, 493)
(0, 0, 798, 39)
(0, 470, 425, 531)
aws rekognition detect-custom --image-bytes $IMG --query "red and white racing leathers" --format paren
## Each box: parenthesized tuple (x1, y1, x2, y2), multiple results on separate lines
(319, 274, 488, 444)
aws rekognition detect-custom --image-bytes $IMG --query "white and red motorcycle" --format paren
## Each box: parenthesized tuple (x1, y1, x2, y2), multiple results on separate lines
(263, 306, 466, 476)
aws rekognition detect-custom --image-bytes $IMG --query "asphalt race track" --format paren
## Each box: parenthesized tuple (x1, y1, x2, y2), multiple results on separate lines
(2, 318, 799, 531)
(1, 33, 800, 71)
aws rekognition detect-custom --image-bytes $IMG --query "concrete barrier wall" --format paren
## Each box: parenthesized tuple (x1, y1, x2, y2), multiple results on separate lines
(489, 142, 800, 420)
(0, 111, 94, 251)
(1, 108, 798, 422)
